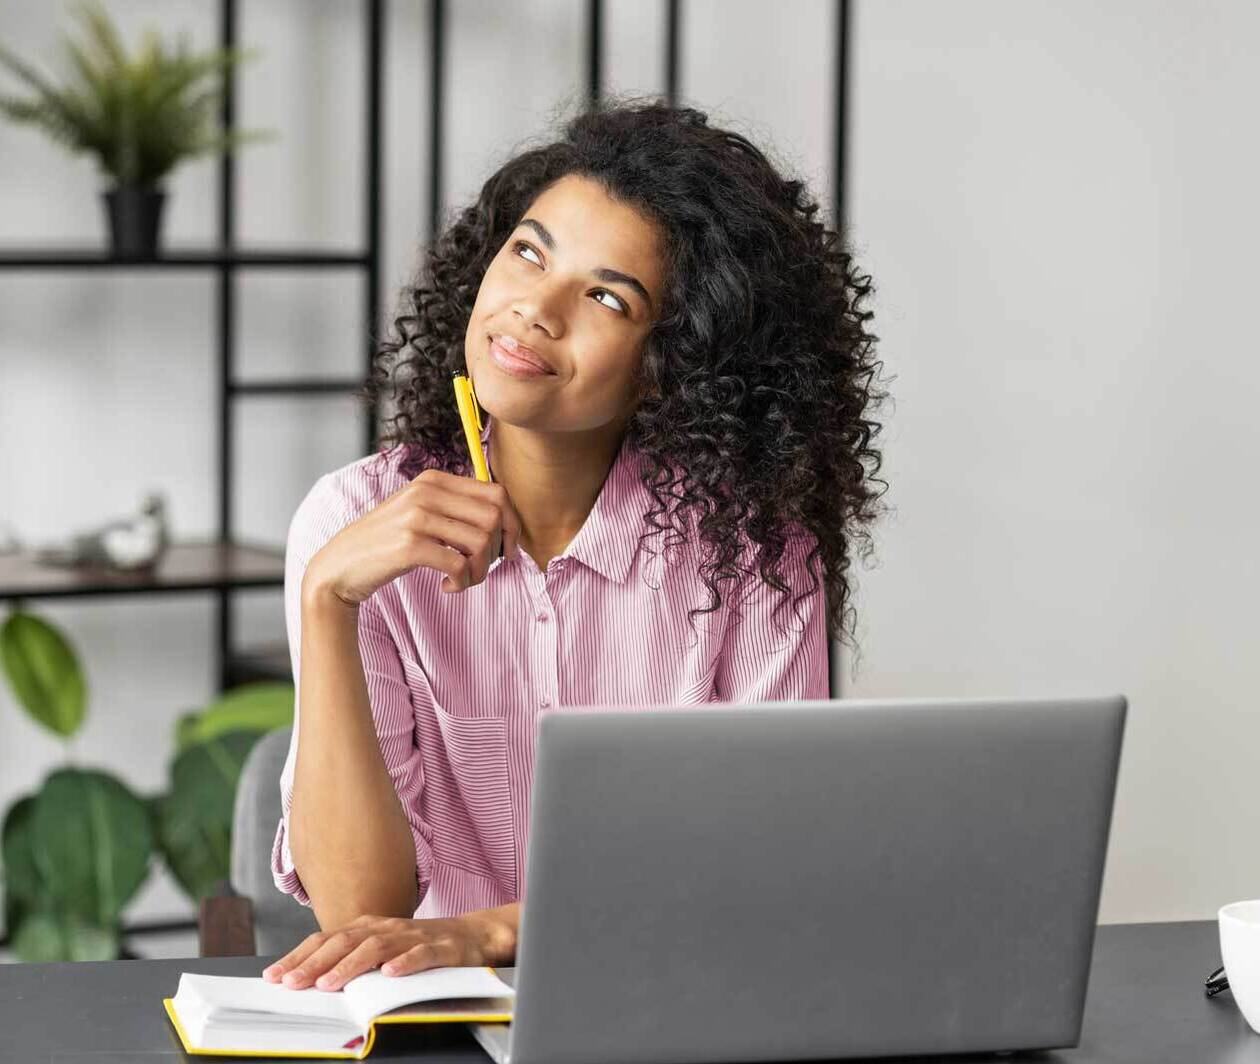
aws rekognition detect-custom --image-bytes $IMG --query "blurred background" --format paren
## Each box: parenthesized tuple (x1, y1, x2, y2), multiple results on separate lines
(0, 0, 1255, 963)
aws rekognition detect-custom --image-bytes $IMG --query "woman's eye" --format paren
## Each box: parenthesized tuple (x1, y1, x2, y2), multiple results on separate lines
(513, 240, 542, 265)
(593, 290, 626, 314)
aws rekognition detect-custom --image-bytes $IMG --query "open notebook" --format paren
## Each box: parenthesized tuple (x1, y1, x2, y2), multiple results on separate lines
(163, 965, 515, 1059)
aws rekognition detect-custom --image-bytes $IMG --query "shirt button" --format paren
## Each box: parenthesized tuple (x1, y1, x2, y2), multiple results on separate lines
(540, 696, 552, 708)
(536, 611, 549, 622)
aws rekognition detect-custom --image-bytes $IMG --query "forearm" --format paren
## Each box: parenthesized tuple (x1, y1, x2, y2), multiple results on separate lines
(290, 582, 420, 929)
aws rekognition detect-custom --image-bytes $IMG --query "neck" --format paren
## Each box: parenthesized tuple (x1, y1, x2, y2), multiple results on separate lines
(488, 418, 626, 567)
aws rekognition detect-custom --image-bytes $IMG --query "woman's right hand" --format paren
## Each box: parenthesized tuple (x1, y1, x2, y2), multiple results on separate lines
(302, 469, 523, 608)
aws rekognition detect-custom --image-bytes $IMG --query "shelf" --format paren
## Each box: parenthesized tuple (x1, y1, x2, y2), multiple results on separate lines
(0, 0, 386, 694)
(0, 247, 371, 270)
(0, 539, 285, 600)
(226, 640, 295, 686)
(232, 378, 369, 396)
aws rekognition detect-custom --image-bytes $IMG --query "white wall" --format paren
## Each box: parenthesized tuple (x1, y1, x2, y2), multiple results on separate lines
(841, 0, 1260, 923)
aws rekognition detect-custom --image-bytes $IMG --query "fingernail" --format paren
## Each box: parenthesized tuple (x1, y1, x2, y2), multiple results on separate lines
(262, 965, 278, 979)
(283, 972, 303, 987)
(316, 974, 336, 989)
(382, 963, 398, 975)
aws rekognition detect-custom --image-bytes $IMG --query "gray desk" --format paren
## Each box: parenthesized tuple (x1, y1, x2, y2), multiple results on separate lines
(0, 921, 1255, 1063)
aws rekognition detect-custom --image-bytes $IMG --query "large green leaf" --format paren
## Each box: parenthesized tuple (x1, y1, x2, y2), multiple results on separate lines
(11, 911, 120, 962)
(154, 730, 261, 901)
(29, 768, 154, 926)
(1, 794, 41, 906)
(0, 610, 86, 738)
(2, 795, 39, 942)
(174, 682, 294, 755)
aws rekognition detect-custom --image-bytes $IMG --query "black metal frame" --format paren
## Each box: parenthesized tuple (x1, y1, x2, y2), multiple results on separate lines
(0, 0, 385, 696)
(213, 0, 385, 691)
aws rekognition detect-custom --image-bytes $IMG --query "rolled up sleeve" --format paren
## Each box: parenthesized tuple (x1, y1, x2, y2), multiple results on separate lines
(270, 476, 434, 912)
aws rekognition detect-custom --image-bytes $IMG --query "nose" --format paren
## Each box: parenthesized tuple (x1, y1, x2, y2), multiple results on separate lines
(509, 276, 565, 341)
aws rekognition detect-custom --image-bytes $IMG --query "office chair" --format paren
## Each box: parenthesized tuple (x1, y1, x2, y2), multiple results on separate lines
(198, 725, 320, 957)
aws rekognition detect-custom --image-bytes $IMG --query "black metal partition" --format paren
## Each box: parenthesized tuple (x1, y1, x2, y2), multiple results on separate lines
(0, 0, 385, 695)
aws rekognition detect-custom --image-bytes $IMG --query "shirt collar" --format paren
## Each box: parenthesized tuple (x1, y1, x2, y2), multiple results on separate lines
(481, 413, 646, 584)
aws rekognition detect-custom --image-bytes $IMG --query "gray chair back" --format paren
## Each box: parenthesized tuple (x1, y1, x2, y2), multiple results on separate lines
(232, 726, 321, 954)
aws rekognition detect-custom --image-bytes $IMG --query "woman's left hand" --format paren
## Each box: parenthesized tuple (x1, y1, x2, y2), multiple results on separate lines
(261, 911, 513, 992)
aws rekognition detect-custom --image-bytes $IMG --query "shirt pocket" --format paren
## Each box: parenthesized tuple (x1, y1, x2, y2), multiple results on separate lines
(418, 699, 518, 895)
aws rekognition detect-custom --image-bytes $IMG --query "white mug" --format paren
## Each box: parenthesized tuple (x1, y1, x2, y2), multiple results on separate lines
(1219, 899, 1260, 1034)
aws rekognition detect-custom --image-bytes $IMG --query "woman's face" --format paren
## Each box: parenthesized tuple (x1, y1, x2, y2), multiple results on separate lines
(464, 173, 666, 434)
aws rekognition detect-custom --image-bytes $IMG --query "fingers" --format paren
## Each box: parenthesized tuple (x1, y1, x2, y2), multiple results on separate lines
(415, 479, 503, 542)
(313, 934, 402, 991)
(404, 527, 476, 593)
(420, 510, 493, 557)
(276, 932, 373, 990)
(487, 483, 523, 561)
(260, 921, 401, 990)
(414, 470, 522, 565)
(261, 930, 335, 986)
(259, 917, 488, 990)
(381, 934, 464, 977)
(413, 493, 509, 590)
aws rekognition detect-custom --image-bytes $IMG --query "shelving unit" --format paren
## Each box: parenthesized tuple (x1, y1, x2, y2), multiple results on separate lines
(0, 0, 384, 694)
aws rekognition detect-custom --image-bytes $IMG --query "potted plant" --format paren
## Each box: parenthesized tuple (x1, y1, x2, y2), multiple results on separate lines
(0, 602, 294, 961)
(0, 0, 271, 258)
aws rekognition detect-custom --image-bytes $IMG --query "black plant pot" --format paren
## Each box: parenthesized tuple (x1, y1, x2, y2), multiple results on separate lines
(102, 184, 166, 259)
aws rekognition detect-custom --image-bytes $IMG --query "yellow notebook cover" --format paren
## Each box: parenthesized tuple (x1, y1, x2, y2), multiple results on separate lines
(163, 967, 513, 1059)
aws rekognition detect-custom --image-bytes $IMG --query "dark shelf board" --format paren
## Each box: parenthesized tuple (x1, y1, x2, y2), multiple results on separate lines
(226, 641, 295, 687)
(0, 247, 371, 270)
(231, 378, 368, 396)
(0, 539, 285, 600)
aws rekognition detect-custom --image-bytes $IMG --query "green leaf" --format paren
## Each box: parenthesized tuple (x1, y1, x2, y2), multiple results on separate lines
(11, 911, 120, 962)
(0, 41, 65, 100)
(1, 795, 41, 906)
(29, 768, 154, 926)
(0, 610, 86, 738)
(72, 0, 129, 73)
(0, 0, 271, 184)
(154, 730, 261, 901)
(175, 682, 294, 754)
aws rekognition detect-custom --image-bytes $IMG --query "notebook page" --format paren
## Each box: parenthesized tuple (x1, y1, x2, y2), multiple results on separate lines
(342, 967, 515, 1029)
(177, 972, 358, 1026)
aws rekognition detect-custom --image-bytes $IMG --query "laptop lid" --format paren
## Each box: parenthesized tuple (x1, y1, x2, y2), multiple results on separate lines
(505, 694, 1126, 1064)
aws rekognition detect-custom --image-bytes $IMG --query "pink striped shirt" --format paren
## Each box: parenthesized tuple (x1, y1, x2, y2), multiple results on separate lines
(272, 414, 828, 920)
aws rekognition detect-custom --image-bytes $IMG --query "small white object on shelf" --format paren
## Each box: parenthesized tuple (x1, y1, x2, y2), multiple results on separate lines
(34, 491, 170, 571)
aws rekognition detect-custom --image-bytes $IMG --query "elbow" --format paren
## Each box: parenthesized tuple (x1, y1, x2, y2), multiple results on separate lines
(308, 877, 419, 932)
(313, 895, 416, 932)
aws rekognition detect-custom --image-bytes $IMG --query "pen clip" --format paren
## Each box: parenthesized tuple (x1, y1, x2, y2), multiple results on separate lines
(468, 377, 483, 433)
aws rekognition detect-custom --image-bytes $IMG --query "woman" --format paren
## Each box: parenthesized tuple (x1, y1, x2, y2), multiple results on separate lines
(261, 97, 888, 991)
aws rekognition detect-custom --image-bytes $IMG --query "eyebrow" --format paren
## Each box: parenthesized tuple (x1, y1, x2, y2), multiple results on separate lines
(516, 217, 654, 313)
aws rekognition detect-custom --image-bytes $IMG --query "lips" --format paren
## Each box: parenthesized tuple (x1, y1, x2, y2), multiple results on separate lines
(489, 333, 555, 374)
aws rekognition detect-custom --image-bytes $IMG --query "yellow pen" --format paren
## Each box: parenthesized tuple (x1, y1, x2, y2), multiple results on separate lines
(451, 368, 503, 557)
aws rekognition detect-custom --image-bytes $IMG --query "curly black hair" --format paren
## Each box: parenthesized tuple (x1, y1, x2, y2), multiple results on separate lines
(358, 94, 891, 653)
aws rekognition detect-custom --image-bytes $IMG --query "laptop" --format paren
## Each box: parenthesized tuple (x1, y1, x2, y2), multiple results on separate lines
(469, 693, 1127, 1064)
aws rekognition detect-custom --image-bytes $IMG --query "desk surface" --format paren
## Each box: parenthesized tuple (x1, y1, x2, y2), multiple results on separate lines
(0, 920, 1254, 1063)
